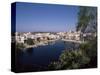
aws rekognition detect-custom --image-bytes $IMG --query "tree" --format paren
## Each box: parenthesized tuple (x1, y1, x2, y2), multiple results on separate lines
(25, 38, 34, 45)
(16, 43, 25, 50)
(76, 6, 97, 33)
(79, 37, 97, 67)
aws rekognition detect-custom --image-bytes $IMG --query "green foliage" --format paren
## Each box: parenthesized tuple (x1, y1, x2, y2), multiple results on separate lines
(80, 37, 97, 58)
(25, 38, 35, 45)
(16, 43, 25, 50)
(60, 50, 90, 69)
(76, 7, 97, 33)
(37, 37, 41, 42)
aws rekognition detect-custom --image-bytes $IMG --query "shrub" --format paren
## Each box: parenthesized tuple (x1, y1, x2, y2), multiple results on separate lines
(16, 43, 25, 50)
(25, 38, 35, 45)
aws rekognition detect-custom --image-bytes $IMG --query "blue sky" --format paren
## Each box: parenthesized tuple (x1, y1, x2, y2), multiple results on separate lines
(16, 2, 79, 32)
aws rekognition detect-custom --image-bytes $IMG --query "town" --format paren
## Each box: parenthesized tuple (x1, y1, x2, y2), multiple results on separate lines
(12, 31, 96, 49)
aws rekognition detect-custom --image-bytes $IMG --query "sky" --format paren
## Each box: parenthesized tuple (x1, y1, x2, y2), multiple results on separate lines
(16, 2, 79, 32)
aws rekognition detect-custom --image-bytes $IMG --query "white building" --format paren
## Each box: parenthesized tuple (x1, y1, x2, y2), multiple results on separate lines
(16, 35, 25, 43)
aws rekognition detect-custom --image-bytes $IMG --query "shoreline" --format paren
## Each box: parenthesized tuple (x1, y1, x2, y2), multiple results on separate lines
(23, 39, 83, 49)
(24, 39, 58, 49)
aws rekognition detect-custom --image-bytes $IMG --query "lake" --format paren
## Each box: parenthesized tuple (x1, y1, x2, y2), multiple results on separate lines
(16, 40, 80, 72)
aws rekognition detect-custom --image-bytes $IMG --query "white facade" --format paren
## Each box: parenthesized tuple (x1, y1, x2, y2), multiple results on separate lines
(16, 36, 25, 43)
(15, 31, 82, 43)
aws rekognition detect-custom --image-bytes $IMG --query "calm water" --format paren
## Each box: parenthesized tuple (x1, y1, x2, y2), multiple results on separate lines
(16, 40, 79, 72)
